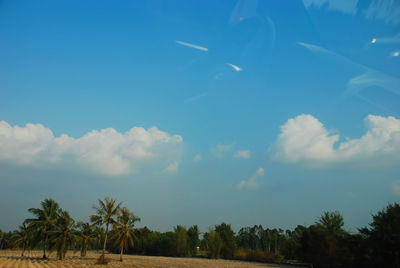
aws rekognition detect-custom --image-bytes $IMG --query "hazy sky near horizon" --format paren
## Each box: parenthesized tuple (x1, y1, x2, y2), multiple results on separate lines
(1, 0, 400, 233)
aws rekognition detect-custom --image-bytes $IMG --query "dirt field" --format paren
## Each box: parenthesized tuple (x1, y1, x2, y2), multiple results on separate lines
(0, 250, 302, 268)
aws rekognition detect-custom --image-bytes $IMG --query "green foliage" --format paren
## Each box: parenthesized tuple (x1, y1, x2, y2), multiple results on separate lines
(110, 207, 140, 261)
(76, 221, 97, 257)
(317, 211, 345, 235)
(11, 223, 31, 256)
(91, 197, 122, 263)
(50, 210, 80, 260)
(360, 203, 400, 267)
(174, 225, 188, 257)
(215, 222, 236, 259)
(25, 198, 62, 259)
(206, 228, 222, 259)
(187, 225, 200, 256)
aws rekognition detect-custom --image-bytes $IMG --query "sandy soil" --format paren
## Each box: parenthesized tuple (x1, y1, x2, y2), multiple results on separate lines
(0, 250, 302, 268)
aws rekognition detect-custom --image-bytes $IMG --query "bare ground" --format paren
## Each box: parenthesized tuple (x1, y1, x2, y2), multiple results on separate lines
(0, 250, 303, 268)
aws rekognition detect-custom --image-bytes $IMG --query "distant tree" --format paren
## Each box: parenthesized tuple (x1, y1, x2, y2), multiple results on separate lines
(206, 228, 222, 259)
(187, 225, 200, 256)
(25, 198, 61, 259)
(111, 207, 140, 261)
(317, 211, 345, 235)
(11, 223, 31, 256)
(215, 223, 236, 259)
(360, 203, 400, 267)
(76, 222, 97, 257)
(174, 225, 188, 257)
(91, 197, 122, 263)
(0, 229, 4, 249)
(50, 210, 79, 260)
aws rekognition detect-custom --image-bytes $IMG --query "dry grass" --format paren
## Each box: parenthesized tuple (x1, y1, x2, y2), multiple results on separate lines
(0, 250, 302, 268)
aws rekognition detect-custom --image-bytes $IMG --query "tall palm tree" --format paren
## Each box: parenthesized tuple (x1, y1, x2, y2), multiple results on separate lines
(91, 197, 122, 262)
(50, 210, 79, 260)
(111, 207, 140, 261)
(25, 198, 61, 259)
(11, 223, 31, 256)
(76, 222, 97, 257)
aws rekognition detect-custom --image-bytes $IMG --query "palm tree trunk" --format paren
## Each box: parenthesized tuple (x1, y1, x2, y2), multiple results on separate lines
(21, 245, 25, 257)
(120, 243, 124, 262)
(101, 223, 109, 261)
(43, 234, 48, 259)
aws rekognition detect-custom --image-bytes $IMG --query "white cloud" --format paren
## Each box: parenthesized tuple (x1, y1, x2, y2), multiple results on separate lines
(236, 168, 264, 190)
(163, 161, 179, 174)
(392, 180, 400, 195)
(193, 154, 202, 162)
(0, 121, 183, 176)
(364, 0, 400, 24)
(273, 114, 400, 168)
(303, 0, 358, 14)
(175, 40, 208, 52)
(210, 143, 234, 158)
(233, 150, 251, 159)
(227, 63, 243, 72)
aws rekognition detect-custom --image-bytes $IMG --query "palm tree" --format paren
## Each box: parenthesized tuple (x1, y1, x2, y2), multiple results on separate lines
(50, 210, 79, 260)
(111, 207, 140, 261)
(11, 223, 31, 256)
(25, 198, 61, 259)
(76, 222, 97, 257)
(91, 197, 122, 263)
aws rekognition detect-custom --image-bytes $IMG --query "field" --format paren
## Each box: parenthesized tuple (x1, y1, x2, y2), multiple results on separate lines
(0, 251, 303, 268)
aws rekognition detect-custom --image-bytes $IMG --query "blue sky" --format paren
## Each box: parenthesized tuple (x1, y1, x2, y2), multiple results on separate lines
(1, 0, 400, 233)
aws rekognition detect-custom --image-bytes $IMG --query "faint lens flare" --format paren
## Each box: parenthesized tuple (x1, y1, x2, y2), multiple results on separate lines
(393, 51, 399, 57)
(371, 38, 377, 43)
(227, 63, 243, 71)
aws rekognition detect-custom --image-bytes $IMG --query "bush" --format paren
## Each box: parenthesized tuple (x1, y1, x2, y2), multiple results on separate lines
(234, 248, 283, 263)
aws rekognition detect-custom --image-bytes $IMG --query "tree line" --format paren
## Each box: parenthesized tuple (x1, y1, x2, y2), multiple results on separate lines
(0, 198, 399, 268)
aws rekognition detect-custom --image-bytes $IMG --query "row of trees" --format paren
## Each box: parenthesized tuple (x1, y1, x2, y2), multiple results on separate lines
(0, 197, 140, 263)
(1, 200, 399, 267)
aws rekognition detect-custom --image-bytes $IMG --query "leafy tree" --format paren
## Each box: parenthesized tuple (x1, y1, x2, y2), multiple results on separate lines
(187, 225, 200, 256)
(76, 222, 97, 257)
(11, 223, 31, 256)
(91, 197, 122, 263)
(215, 222, 237, 259)
(360, 203, 400, 267)
(0, 229, 4, 249)
(317, 211, 345, 235)
(111, 207, 140, 261)
(174, 225, 188, 257)
(50, 210, 79, 260)
(25, 198, 61, 259)
(206, 228, 222, 259)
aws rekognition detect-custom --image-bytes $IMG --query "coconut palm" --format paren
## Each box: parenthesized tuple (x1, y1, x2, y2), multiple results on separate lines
(25, 198, 61, 259)
(76, 222, 97, 257)
(91, 197, 122, 262)
(111, 207, 140, 261)
(11, 223, 31, 256)
(50, 210, 79, 260)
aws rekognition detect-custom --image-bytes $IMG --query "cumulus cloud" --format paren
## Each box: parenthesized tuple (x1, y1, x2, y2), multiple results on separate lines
(210, 143, 235, 158)
(303, 0, 358, 14)
(233, 150, 251, 159)
(272, 114, 400, 168)
(0, 121, 183, 176)
(163, 161, 180, 174)
(193, 154, 202, 162)
(236, 168, 264, 190)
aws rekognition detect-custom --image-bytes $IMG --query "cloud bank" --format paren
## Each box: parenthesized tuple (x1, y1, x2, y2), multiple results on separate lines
(272, 114, 400, 168)
(0, 121, 183, 176)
